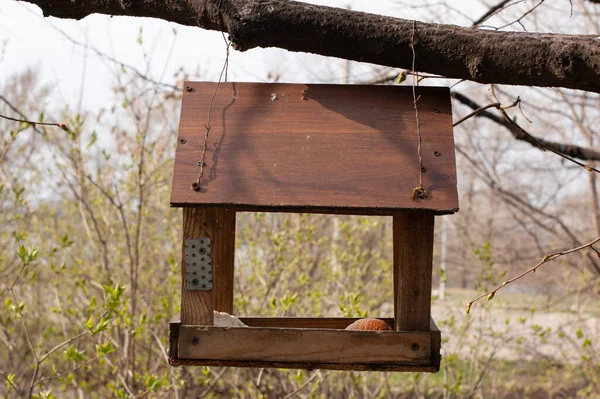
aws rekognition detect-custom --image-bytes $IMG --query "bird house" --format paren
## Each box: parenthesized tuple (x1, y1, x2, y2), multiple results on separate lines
(168, 82, 458, 372)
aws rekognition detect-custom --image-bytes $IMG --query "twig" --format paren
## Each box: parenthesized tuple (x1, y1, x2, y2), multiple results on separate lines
(495, 0, 545, 30)
(103, 357, 136, 397)
(498, 108, 600, 173)
(282, 370, 321, 399)
(489, 85, 600, 172)
(255, 368, 265, 388)
(467, 347, 498, 399)
(201, 367, 228, 397)
(9, 262, 40, 398)
(451, 91, 600, 161)
(35, 356, 99, 387)
(152, 331, 180, 399)
(466, 235, 600, 313)
(24, 331, 90, 397)
(453, 97, 519, 127)
(471, 0, 513, 27)
(0, 113, 68, 131)
(38, 331, 89, 364)
(0, 371, 22, 397)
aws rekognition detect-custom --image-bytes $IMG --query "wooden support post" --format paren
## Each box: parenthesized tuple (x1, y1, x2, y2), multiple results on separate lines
(393, 212, 434, 331)
(181, 207, 236, 325)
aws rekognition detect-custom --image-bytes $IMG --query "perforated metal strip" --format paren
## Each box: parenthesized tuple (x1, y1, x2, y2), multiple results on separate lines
(185, 238, 213, 290)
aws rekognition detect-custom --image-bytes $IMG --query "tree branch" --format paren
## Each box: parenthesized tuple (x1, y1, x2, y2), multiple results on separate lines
(472, 0, 512, 27)
(18, 0, 600, 93)
(452, 92, 600, 162)
(466, 235, 600, 313)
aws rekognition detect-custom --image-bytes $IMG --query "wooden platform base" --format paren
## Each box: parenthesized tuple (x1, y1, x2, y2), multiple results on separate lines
(169, 318, 441, 372)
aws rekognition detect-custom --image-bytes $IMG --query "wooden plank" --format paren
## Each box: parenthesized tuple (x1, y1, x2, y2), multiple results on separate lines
(168, 319, 441, 372)
(168, 322, 180, 359)
(176, 325, 432, 367)
(239, 317, 394, 329)
(169, 357, 439, 372)
(181, 208, 235, 324)
(171, 82, 458, 214)
(430, 318, 442, 371)
(213, 209, 235, 313)
(393, 212, 434, 331)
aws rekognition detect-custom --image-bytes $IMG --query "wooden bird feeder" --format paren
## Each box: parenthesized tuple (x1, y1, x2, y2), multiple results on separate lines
(168, 82, 458, 372)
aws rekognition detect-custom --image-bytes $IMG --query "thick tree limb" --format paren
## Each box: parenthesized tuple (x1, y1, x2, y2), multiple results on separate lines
(19, 0, 600, 93)
(452, 92, 600, 161)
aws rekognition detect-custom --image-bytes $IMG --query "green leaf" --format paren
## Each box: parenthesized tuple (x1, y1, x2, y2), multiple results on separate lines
(84, 316, 94, 332)
(87, 131, 98, 149)
(64, 344, 86, 362)
(396, 71, 407, 84)
(96, 341, 115, 357)
(5, 373, 15, 391)
(16, 245, 39, 266)
(59, 234, 74, 248)
(93, 317, 110, 334)
(144, 374, 168, 392)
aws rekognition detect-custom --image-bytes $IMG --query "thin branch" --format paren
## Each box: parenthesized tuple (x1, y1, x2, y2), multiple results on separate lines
(495, 0, 545, 30)
(38, 331, 89, 364)
(466, 235, 600, 313)
(151, 331, 180, 399)
(452, 92, 600, 162)
(498, 107, 600, 173)
(0, 113, 68, 131)
(201, 367, 229, 397)
(471, 0, 513, 27)
(453, 102, 500, 126)
(0, 371, 23, 397)
(282, 370, 321, 399)
(453, 97, 519, 127)
(0, 94, 43, 135)
(35, 355, 99, 387)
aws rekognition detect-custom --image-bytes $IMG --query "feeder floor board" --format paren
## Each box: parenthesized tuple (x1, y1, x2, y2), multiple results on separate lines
(168, 318, 441, 372)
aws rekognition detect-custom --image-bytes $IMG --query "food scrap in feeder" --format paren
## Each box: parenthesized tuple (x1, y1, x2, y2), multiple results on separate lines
(345, 318, 392, 331)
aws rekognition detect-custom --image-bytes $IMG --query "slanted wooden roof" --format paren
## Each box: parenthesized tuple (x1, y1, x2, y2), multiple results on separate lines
(171, 82, 458, 215)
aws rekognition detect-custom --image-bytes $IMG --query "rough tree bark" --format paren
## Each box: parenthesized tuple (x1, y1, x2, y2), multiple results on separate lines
(19, 0, 600, 93)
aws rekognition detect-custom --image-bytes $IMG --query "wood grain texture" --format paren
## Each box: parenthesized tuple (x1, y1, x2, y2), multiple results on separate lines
(176, 325, 432, 367)
(169, 322, 180, 359)
(171, 82, 458, 215)
(169, 358, 438, 372)
(430, 318, 442, 371)
(213, 209, 235, 313)
(393, 212, 435, 331)
(181, 208, 235, 324)
(239, 317, 395, 329)
(169, 319, 441, 371)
